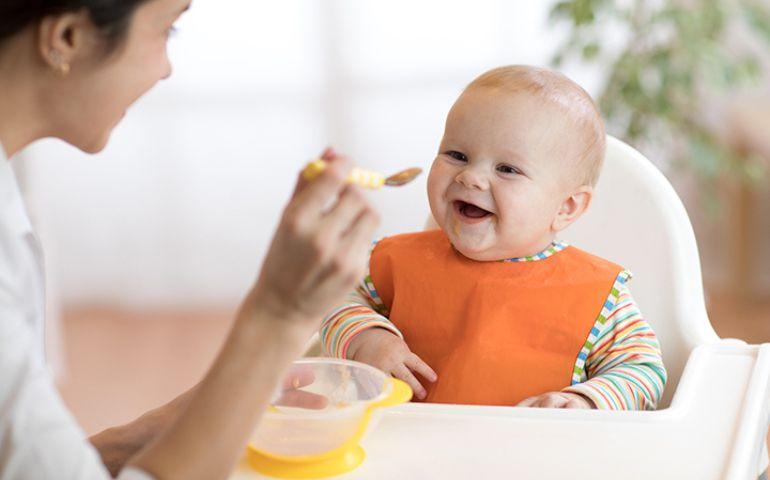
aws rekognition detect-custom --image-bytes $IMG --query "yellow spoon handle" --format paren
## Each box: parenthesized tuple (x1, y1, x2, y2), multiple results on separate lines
(302, 159, 385, 190)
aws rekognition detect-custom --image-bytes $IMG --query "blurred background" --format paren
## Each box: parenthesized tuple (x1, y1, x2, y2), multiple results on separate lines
(11, 0, 769, 434)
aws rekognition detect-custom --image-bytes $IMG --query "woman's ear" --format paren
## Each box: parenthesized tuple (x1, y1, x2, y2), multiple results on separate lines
(37, 11, 93, 75)
(551, 185, 593, 233)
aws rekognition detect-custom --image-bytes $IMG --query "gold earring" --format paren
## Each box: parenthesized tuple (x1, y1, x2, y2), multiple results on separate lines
(49, 50, 70, 76)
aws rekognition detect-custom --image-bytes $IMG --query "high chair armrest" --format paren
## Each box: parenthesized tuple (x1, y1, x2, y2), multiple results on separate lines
(231, 342, 770, 479)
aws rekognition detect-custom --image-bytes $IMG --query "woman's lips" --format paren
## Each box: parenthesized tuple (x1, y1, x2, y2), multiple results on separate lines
(452, 200, 493, 224)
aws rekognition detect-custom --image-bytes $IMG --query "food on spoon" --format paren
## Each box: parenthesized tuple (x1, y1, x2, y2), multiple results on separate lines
(302, 159, 385, 189)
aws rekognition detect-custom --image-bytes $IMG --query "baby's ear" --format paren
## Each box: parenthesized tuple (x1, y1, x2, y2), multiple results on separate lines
(551, 185, 593, 232)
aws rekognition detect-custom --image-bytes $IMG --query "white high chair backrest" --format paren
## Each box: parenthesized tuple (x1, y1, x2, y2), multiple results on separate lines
(558, 136, 719, 407)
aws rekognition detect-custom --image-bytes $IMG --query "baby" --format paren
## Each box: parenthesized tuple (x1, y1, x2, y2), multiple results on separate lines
(320, 65, 667, 410)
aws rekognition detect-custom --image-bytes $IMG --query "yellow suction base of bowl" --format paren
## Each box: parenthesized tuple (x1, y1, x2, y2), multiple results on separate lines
(247, 446, 366, 479)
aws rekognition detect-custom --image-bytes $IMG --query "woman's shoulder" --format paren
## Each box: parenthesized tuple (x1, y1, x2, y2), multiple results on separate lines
(0, 162, 43, 310)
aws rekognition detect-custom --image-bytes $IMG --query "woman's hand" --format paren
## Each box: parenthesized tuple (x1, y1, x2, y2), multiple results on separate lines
(246, 148, 381, 330)
(273, 365, 329, 409)
(129, 149, 379, 480)
(347, 328, 437, 400)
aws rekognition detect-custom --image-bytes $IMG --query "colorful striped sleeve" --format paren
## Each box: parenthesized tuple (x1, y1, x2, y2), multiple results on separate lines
(562, 273, 668, 410)
(319, 241, 403, 359)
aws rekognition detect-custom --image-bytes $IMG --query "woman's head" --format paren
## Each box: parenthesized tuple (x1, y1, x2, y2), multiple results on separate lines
(1, 1, 149, 51)
(0, 0, 190, 154)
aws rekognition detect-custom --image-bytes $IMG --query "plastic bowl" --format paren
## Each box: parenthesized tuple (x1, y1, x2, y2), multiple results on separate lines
(249, 358, 410, 459)
(246, 357, 411, 478)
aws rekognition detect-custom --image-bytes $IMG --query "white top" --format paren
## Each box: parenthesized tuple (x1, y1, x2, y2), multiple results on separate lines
(0, 145, 153, 480)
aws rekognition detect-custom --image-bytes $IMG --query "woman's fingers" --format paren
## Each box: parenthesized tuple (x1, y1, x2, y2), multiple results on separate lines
(319, 185, 369, 241)
(291, 155, 352, 221)
(335, 203, 380, 263)
(404, 353, 437, 383)
(290, 147, 339, 198)
(393, 363, 427, 400)
(274, 366, 327, 409)
(274, 389, 329, 410)
(247, 148, 379, 325)
(281, 366, 316, 390)
(315, 205, 380, 292)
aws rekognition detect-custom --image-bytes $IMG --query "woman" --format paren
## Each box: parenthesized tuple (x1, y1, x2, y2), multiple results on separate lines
(0, 1, 379, 479)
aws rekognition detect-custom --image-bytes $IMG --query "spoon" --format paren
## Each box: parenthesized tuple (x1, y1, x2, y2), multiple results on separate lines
(302, 159, 422, 190)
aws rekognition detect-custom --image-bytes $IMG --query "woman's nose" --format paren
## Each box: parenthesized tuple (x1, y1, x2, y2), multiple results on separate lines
(455, 167, 489, 190)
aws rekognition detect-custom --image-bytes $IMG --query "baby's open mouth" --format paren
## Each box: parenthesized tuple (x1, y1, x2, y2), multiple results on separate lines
(453, 200, 493, 220)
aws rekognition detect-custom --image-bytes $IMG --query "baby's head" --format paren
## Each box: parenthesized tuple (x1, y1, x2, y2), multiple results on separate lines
(427, 65, 605, 261)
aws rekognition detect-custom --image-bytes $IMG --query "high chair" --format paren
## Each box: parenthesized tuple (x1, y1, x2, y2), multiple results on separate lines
(234, 137, 770, 479)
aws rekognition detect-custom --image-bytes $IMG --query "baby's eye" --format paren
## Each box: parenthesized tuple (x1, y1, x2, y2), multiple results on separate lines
(497, 164, 523, 175)
(445, 151, 468, 162)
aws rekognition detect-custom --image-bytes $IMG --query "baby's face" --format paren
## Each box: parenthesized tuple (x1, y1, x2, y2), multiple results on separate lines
(427, 87, 580, 261)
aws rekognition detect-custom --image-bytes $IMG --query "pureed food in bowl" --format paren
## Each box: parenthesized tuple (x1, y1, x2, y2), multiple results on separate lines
(250, 358, 392, 458)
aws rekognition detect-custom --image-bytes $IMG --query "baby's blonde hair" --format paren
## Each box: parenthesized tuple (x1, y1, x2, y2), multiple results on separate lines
(466, 65, 606, 187)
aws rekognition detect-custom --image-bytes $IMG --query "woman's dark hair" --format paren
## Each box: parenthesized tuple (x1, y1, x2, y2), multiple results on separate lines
(0, 0, 152, 52)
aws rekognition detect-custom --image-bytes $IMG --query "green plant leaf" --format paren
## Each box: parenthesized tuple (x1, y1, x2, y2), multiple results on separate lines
(548, 0, 770, 184)
(743, 2, 770, 44)
(689, 135, 722, 178)
(582, 42, 601, 59)
(549, 1, 574, 22)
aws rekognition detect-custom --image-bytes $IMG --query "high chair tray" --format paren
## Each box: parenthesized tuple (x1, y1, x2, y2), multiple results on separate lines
(231, 342, 770, 480)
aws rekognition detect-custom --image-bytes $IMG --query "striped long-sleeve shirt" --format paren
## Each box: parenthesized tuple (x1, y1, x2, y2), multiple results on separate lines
(320, 240, 667, 410)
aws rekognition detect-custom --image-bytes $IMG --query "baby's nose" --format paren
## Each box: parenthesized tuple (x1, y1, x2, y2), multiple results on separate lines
(455, 168, 489, 190)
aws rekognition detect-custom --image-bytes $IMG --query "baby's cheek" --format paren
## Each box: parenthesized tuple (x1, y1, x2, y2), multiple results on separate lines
(494, 220, 518, 249)
(500, 212, 541, 247)
(426, 187, 447, 227)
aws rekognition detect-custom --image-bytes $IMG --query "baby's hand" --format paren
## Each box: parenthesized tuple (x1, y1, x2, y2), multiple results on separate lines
(517, 391, 596, 409)
(347, 328, 437, 400)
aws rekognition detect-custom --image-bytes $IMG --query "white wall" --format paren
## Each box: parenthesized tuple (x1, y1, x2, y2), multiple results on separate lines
(22, 0, 600, 308)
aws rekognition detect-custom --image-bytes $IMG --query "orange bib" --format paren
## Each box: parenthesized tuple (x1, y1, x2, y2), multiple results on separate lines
(369, 230, 623, 406)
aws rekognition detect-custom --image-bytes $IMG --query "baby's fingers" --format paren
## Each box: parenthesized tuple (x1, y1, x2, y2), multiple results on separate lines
(516, 395, 541, 408)
(538, 393, 569, 409)
(564, 397, 591, 409)
(563, 393, 595, 409)
(404, 353, 438, 383)
(393, 363, 427, 400)
(517, 393, 567, 408)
